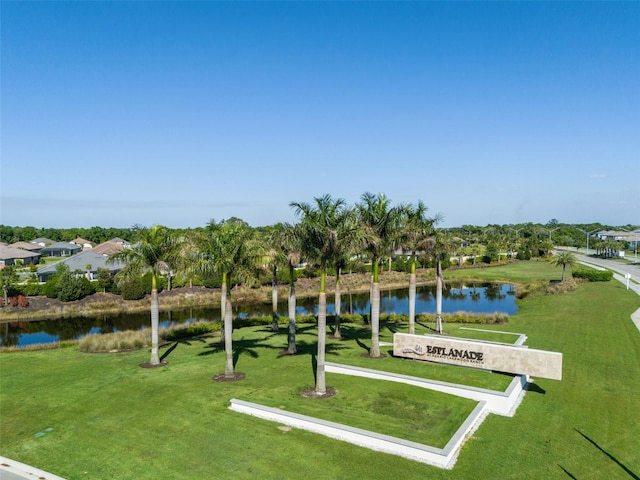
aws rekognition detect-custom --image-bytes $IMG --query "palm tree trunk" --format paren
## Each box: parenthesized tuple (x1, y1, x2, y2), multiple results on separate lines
(271, 266, 279, 332)
(220, 272, 227, 320)
(370, 282, 381, 357)
(224, 297, 234, 378)
(150, 283, 160, 366)
(408, 268, 416, 335)
(287, 281, 297, 355)
(435, 260, 443, 334)
(333, 267, 342, 339)
(316, 289, 327, 395)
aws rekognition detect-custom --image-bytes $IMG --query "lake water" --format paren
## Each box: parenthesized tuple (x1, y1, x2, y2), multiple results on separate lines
(1, 283, 517, 348)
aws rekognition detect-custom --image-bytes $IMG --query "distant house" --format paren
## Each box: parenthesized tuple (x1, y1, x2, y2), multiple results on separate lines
(71, 237, 93, 250)
(30, 237, 55, 247)
(8, 241, 42, 252)
(39, 242, 82, 257)
(92, 241, 126, 256)
(36, 250, 126, 282)
(0, 245, 41, 266)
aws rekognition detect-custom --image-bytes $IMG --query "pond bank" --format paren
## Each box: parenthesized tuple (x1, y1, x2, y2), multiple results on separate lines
(0, 271, 434, 322)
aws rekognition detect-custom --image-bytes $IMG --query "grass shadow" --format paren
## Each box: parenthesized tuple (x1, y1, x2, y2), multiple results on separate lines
(575, 429, 639, 479)
(524, 382, 546, 395)
(557, 464, 578, 479)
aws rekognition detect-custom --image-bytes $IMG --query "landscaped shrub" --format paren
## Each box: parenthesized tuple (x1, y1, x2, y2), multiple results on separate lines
(119, 278, 146, 300)
(17, 295, 29, 307)
(15, 283, 45, 296)
(573, 268, 613, 282)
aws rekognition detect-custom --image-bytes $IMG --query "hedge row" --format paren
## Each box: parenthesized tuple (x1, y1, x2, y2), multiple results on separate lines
(573, 268, 613, 282)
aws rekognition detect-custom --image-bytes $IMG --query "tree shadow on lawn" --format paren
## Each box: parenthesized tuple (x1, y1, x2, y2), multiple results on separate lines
(198, 336, 281, 369)
(159, 334, 213, 362)
(575, 429, 639, 480)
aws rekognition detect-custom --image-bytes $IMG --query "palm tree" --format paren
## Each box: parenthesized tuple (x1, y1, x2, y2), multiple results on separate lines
(272, 223, 303, 354)
(191, 218, 262, 379)
(550, 251, 578, 281)
(109, 225, 180, 366)
(356, 192, 404, 357)
(429, 229, 455, 334)
(399, 201, 440, 334)
(290, 194, 348, 396)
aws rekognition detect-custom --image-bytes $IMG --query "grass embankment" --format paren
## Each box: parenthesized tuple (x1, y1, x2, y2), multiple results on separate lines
(1, 262, 639, 479)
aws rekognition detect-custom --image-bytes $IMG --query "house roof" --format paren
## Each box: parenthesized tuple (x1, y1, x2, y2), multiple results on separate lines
(108, 237, 130, 245)
(71, 237, 92, 246)
(39, 242, 82, 253)
(36, 250, 126, 276)
(8, 241, 42, 251)
(0, 245, 41, 261)
(92, 241, 125, 255)
(31, 237, 54, 245)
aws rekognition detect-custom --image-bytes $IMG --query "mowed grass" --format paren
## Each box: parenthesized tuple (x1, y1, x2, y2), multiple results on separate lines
(1, 262, 640, 479)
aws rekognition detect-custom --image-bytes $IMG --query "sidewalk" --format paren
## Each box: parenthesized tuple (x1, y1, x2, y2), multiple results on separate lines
(0, 456, 66, 480)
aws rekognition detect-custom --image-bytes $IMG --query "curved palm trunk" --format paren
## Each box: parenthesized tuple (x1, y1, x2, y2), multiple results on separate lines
(408, 259, 417, 335)
(224, 297, 234, 378)
(435, 259, 443, 334)
(316, 273, 327, 395)
(271, 266, 279, 332)
(149, 274, 160, 365)
(287, 280, 297, 354)
(333, 267, 342, 339)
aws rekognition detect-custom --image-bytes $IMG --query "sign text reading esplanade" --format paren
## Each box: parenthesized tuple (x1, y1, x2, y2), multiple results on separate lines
(393, 333, 563, 380)
(403, 344, 484, 364)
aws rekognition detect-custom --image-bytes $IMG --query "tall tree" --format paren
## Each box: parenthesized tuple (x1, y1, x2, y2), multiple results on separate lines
(290, 194, 348, 396)
(272, 223, 303, 354)
(0, 266, 18, 307)
(356, 192, 404, 357)
(429, 229, 455, 334)
(550, 251, 578, 281)
(109, 225, 180, 366)
(191, 218, 262, 379)
(399, 201, 440, 334)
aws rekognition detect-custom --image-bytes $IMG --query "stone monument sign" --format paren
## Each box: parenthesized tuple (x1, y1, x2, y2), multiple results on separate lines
(393, 333, 562, 380)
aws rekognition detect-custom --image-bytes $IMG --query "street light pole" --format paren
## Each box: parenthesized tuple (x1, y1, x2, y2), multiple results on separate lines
(576, 227, 599, 255)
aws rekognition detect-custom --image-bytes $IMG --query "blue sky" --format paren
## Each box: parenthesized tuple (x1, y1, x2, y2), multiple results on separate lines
(1, 2, 638, 229)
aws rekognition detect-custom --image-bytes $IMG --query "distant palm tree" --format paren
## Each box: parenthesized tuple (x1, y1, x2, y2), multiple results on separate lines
(399, 200, 440, 334)
(291, 194, 348, 395)
(550, 251, 578, 281)
(429, 229, 455, 334)
(109, 225, 180, 366)
(356, 192, 404, 357)
(273, 223, 303, 354)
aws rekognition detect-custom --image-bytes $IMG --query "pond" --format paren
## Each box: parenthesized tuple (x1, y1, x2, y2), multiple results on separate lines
(1, 282, 517, 348)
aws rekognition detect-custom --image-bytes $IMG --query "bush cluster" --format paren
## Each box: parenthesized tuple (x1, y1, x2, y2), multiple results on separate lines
(572, 268, 613, 282)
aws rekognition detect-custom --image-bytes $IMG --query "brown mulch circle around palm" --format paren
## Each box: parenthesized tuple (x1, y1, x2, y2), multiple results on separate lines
(360, 352, 387, 359)
(139, 361, 168, 368)
(301, 386, 337, 399)
(213, 372, 246, 382)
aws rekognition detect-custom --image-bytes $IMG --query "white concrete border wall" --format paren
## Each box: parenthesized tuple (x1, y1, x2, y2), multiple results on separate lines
(229, 398, 486, 469)
(229, 363, 528, 468)
(325, 362, 527, 416)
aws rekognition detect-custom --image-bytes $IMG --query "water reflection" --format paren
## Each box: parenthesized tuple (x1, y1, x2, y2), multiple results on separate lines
(2, 282, 516, 348)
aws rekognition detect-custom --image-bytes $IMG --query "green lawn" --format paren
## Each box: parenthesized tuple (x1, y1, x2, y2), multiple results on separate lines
(1, 263, 639, 479)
